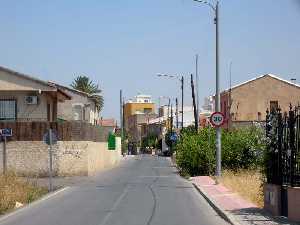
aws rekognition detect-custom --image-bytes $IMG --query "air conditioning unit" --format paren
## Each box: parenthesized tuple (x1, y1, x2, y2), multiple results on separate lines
(25, 96, 38, 105)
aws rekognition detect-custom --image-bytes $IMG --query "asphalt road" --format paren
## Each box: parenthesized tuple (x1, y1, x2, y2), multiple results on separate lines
(0, 155, 228, 225)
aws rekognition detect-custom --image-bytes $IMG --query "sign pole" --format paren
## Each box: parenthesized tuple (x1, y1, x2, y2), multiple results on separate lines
(3, 136, 7, 175)
(48, 129, 53, 192)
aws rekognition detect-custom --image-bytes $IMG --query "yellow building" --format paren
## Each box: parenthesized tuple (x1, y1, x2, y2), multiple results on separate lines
(124, 95, 156, 143)
(124, 95, 155, 119)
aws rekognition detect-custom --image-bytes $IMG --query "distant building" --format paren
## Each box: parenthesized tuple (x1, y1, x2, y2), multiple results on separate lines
(203, 96, 214, 112)
(124, 94, 156, 145)
(124, 95, 155, 120)
(220, 74, 300, 128)
(157, 105, 207, 128)
(99, 118, 116, 127)
(128, 113, 157, 144)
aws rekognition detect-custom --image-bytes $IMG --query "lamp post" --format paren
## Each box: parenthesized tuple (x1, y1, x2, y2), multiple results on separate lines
(192, 0, 221, 177)
(157, 74, 184, 129)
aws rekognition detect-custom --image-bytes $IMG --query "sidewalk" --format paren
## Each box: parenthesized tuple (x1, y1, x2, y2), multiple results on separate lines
(192, 176, 299, 225)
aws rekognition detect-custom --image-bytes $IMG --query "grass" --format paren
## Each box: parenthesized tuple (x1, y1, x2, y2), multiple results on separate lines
(219, 169, 264, 208)
(0, 172, 48, 215)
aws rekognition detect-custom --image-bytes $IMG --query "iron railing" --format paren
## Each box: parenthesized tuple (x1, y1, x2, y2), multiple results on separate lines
(266, 104, 300, 187)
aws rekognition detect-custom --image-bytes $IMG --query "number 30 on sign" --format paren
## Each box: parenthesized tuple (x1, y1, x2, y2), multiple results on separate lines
(210, 112, 225, 127)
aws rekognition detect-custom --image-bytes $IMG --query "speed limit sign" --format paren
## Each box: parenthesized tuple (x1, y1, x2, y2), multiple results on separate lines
(210, 112, 225, 127)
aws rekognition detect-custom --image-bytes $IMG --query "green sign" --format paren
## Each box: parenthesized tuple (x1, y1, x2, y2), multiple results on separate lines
(108, 133, 116, 150)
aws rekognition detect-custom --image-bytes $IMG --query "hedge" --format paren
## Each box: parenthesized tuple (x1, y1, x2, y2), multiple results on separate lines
(175, 126, 266, 176)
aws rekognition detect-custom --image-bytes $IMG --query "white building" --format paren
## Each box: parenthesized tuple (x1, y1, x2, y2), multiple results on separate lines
(128, 94, 152, 103)
(152, 105, 196, 128)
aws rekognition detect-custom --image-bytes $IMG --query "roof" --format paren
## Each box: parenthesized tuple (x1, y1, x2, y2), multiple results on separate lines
(0, 65, 56, 88)
(48, 81, 102, 102)
(99, 118, 116, 127)
(222, 74, 300, 94)
(0, 65, 71, 99)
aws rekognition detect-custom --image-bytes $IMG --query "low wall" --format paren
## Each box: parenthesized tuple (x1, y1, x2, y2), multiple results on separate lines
(0, 137, 121, 176)
(264, 183, 281, 216)
(288, 187, 300, 222)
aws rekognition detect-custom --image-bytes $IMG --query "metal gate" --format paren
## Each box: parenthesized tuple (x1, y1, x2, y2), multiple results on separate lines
(266, 105, 300, 216)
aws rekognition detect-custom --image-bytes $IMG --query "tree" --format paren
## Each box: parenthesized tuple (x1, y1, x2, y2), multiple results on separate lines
(71, 75, 104, 111)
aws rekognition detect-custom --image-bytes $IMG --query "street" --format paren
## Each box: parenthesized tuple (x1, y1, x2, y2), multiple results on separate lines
(0, 155, 228, 225)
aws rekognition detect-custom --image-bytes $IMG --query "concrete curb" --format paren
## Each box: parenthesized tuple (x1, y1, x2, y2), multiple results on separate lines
(0, 186, 70, 223)
(192, 182, 241, 225)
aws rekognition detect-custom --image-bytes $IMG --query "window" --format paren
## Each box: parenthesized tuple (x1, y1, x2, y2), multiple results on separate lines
(144, 108, 152, 114)
(258, 112, 262, 121)
(0, 99, 16, 121)
(144, 99, 149, 103)
(270, 101, 278, 112)
(47, 103, 51, 121)
(72, 105, 83, 120)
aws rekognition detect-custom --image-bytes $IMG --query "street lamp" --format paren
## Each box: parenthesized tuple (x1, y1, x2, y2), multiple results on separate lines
(157, 74, 184, 130)
(192, 0, 221, 177)
(158, 96, 170, 133)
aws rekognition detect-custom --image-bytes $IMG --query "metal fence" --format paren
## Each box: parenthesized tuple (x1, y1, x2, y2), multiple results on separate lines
(266, 104, 300, 187)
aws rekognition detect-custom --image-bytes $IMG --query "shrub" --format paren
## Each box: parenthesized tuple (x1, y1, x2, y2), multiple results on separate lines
(176, 128, 215, 176)
(222, 127, 266, 170)
(0, 173, 48, 214)
(175, 126, 266, 176)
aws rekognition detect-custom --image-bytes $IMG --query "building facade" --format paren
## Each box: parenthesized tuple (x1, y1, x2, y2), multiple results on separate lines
(220, 74, 300, 128)
(50, 83, 101, 125)
(0, 66, 71, 122)
(124, 94, 156, 145)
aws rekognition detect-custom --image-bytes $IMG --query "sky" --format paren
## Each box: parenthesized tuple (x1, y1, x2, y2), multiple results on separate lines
(0, 0, 300, 121)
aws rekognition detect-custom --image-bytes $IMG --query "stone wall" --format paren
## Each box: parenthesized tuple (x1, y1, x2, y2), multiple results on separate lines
(0, 137, 121, 176)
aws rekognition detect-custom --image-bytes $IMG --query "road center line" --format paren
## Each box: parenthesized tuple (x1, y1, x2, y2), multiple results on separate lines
(98, 186, 129, 225)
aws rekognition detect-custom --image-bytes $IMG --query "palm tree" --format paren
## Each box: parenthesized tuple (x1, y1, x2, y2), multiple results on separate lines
(71, 75, 104, 111)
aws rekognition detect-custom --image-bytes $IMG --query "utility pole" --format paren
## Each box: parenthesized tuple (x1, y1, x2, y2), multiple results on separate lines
(192, 0, 221, 177)
(48, 129, 53, 192)
(2, 136, 7, 175)
(191, 74, 198, 131)
(228, 61, 232, 130)
(215, 1, 221, 177)
(122, 98, 125, 137)
(120, 90, 123, 139)
(181, 76, 184, 129)
(176, 98, 179, 129)
(167, 98, 171, 131)
(171, 104, 173, 132)
(196, 54, 200, 130)
(170, 104, 173, 154)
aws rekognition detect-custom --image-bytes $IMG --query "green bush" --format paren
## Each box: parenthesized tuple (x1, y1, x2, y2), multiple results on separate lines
(141, 133, 157, 149)
(176, 128, 215, 176)
(175, 126, 266, 176)
(222, 127, 266, 170)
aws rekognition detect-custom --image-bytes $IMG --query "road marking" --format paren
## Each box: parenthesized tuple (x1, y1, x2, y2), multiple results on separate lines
(152, 167, 171, 168)
(0, 187, 70, 223)
(98, 187, 129, 225)
(139, 176, 171, 178)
